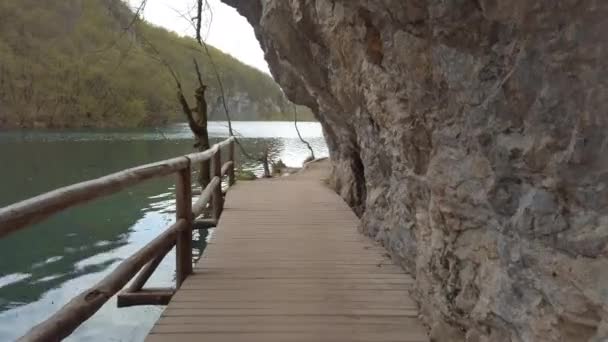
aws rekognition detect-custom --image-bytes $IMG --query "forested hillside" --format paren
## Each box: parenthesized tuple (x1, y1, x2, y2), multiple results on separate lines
(0, 0, 314, 128)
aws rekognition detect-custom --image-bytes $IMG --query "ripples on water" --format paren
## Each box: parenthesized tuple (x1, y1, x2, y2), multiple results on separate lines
(0, 121, 328, 341)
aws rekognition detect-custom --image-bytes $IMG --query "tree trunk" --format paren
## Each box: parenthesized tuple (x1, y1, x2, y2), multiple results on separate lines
(261, 149, 271, 178)
(194, 86, 210, 188)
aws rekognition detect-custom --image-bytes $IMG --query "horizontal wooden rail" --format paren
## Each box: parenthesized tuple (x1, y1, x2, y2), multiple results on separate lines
(1, 136, 238, 342)
(0, 157, 188, 239)
(185, 148, 216, 164)
(19, 219, 186, 342)
(216, 137, 235, 149)
(0, 136, 236, 239)
(184, 136, 234, 164)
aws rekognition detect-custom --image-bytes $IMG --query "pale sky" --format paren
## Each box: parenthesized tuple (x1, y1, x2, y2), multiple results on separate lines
(130, 0, 270, 74)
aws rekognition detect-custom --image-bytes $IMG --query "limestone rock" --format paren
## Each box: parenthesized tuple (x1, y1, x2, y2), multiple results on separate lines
(222, 0, 608, 340)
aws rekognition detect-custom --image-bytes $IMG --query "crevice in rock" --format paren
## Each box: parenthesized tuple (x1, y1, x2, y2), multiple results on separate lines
(348, 141, 367, 217)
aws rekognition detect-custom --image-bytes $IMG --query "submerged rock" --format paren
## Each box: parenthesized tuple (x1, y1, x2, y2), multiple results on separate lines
(223, 0, 608, 340)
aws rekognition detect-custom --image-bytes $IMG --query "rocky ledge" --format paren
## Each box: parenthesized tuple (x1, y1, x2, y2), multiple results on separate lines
(222, 1, 608, 341)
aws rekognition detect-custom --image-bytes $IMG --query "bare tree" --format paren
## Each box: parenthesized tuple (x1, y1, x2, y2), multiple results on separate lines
(177, 60, 212, 188)
(194, 0, 234, 136)
(177, 0, 283, 178)
(136, 32, 211, 187)
(193, 0, 274, 169)
(294, 104, 315, 162)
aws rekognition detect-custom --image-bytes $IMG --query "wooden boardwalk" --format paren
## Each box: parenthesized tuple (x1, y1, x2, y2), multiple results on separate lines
(147, 161, 428, 342)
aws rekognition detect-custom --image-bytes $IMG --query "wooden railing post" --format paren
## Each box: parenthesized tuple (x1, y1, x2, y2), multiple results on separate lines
(212, 148, 223, 220)
(175, 163, 193, 288)
(228, 139, 236, 186)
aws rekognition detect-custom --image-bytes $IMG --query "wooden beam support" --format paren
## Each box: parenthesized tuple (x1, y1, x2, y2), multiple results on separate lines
(221, 161, 234, 178)
(191, 177, 220, 217)
(117, 288, 175, 308)
(19, 220, 185, 342)
(127, 242, 174, 293)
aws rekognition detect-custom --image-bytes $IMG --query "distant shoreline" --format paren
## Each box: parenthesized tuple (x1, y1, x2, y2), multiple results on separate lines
(0, 119, 319, 130)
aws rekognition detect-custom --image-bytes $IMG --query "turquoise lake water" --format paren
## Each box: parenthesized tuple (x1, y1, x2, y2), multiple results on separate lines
(0, 121, 328, 341)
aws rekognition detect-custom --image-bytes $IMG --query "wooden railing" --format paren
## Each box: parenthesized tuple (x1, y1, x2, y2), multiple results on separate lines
(0, 137, 236, 342)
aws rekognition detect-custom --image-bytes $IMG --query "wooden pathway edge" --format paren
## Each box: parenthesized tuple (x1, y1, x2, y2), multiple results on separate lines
(147, 160, 429, 342)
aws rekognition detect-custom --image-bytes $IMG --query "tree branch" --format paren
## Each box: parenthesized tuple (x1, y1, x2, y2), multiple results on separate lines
(294, 104, 316, 160)
(178, 90, 205, 136)
(194, 0, 233, 136)
(191, 0, 267, 166)
(196, 0, 203, 44)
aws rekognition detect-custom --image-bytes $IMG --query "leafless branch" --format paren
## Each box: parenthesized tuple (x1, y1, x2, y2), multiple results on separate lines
(168, 6, 198, 35)
(294, 104, 316, 160)
(194, 0, 233, 137)
(135, 32, 205, 138)
(91, 0, 148, 55)
(196, 0, 203, 44)
(193, 58, 205, 90)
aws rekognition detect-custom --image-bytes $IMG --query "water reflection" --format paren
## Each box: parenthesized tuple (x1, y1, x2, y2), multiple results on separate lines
(0, 121, 328, 341)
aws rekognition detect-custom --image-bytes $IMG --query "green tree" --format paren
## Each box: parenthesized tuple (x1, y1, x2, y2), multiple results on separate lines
(0, 0, 315, 129)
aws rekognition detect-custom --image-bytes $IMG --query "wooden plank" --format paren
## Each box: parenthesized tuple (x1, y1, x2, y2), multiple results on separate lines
(174, 277, 414, 285)
(161, 308, 419, 317)
(147, 163, 427, 342)
(154, 315, 422, 326)
(171, 290, 416, 302)
(151, 322, 425, 334)
(146, 332, 428, 342)
(173, 274, 412, 280)
(117, 289, 175, 307)
(165, 301, 418, 309)
(191, 268, 408, 275)
(177, 283, 412, 291)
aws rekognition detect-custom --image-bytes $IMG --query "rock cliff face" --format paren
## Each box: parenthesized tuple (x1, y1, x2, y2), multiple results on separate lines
(222, 1, 608, 340)
(207, 91, 282, 121)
